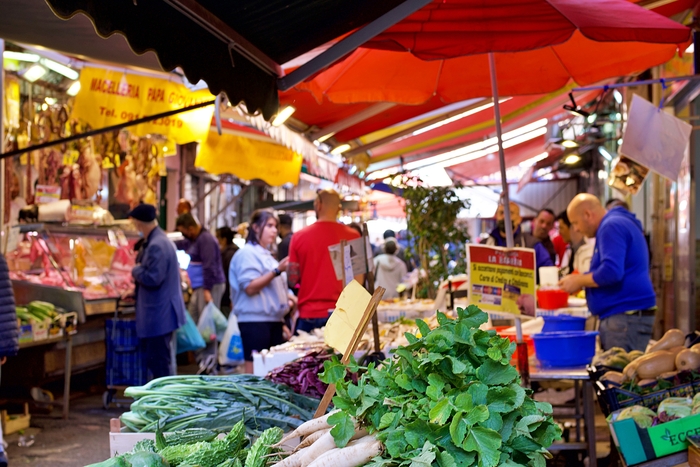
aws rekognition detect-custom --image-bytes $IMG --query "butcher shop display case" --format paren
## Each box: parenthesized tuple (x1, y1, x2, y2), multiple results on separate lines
(7, 223, 139, 318)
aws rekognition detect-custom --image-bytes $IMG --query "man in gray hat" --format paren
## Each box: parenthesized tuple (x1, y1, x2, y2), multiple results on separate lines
(129, 204, 187, 379)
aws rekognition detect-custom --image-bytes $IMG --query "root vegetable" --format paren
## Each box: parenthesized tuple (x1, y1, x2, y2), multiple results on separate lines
(270, 450, 305, 467)
(668, 346, 686, 357)
(305, 439, 382, 467)
(675, 349, 700, 371)
(278, 411, 339, 446)
(294, 429, 330, 452)
(299, 431, 337, 467)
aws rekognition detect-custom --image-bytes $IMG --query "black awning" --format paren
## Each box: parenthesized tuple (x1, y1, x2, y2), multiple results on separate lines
(44, 0, 406, 120)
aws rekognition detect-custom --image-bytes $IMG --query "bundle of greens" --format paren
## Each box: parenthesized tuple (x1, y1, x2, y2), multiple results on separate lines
(120, 375, 319, 435)
(319, 306, 561, 467)
(86, 421, 284, 467)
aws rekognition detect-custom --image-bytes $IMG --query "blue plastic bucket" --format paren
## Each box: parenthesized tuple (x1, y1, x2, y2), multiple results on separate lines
(541, 315, 587, 333)
(532, 331, 599, 368)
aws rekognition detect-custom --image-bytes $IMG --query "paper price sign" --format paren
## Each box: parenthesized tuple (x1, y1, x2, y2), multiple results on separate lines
(467, 244, 536, 316)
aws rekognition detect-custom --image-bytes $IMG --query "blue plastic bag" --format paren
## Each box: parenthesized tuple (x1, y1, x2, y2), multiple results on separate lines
(176, 313, 206, 354)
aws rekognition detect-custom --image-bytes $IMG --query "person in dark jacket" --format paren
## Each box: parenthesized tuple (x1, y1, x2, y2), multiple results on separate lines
(0, 252, 17, 467)
(277, 214, 294, 261)
(216, 226, 239, 315)
(130, 204, 187, 379)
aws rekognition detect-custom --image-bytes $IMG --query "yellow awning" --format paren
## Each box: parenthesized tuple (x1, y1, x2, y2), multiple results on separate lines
(195, 130, 303, 186)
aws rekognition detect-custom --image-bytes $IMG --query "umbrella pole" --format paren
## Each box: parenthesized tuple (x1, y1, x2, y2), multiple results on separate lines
(489, 53, 529, 386)
(488, 53, 514, 249)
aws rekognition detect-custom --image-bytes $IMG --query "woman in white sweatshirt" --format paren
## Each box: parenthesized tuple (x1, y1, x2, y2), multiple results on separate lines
(373, 240, 408, 299)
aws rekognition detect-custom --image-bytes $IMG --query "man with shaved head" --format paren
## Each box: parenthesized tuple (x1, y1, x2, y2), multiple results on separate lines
(482, 201, 554, 277)
(559, 194, 655, 351)
(288, 189, 362, 332)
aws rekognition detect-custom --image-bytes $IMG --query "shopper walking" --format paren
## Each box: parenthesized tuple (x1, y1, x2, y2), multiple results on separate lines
(559, 194, 655, 352)
(373, 240, 408, 299)
(129, 204, 186, 379)
(0, 252, 18, 467)
(216, 227, 239, 316)
(288, 189, 362, 333)
(276, 214, 294, 261)
(229, 210, 290, 373)
(176, 213, 227, 318)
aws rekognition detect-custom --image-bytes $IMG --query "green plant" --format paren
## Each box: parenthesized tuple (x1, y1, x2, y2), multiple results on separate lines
(320, 306, 562, 467)
(398, 178, 470, 298)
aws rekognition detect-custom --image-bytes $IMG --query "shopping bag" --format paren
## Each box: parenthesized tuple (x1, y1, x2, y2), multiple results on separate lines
(210, 304, 228, 342)
(219, 313, 244, 366)
(176, 313, 206, 354)
(198, 302, 218, 344)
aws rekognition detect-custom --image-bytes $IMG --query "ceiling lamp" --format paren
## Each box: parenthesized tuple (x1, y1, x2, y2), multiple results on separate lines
(561, 140, 579, 148)
(3, 51, 40, 62)
(21, 64, 47, 82)
(66, 81, 81, 96)
(40, 58, 79, 80)
(564, 154, 581, 165)
(331, 144, 351, 155)
(271, 105, 296, 126)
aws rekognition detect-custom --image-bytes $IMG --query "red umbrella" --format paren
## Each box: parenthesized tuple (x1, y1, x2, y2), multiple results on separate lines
(294, 0, 691, 249)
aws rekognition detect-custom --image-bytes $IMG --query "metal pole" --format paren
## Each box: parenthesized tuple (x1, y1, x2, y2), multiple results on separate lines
(488, 53, 514, 249)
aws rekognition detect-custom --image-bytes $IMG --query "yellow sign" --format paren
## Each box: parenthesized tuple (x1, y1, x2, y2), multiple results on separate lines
(195, 130, 303, 186)
(72, 67, 214, 145)
(467, 244, 536, 316)
(324, 280, 372, 354)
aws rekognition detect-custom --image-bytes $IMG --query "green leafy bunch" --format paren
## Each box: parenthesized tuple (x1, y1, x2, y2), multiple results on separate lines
(319, 306, 561, 467)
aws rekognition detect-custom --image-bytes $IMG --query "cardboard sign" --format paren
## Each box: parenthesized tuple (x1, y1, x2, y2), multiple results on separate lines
(324, 280, 372, 354)
(467, 244, 536, 316)
(620, 94, 692, 181)
(329, 236, 374, 280)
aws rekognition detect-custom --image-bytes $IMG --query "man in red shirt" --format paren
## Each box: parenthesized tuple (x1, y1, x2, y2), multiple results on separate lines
(288, 189, 362, 333)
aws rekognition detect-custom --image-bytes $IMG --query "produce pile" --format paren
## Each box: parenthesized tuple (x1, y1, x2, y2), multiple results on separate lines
(273, 306, 560, 467)
(598, 329, 700, 395)
(613, 393, 700, 428)
(119, 375, 319, 435)
(88, 421, 284, 467)
(266, 351, 333, 399)
(15, 301, 60, 325)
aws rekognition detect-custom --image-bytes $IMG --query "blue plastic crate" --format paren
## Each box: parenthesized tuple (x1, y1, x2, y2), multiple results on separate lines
(532, 331, 599, 367)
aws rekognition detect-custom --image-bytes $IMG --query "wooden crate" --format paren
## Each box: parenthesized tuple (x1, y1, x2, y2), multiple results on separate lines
(1, 403, 30, 435)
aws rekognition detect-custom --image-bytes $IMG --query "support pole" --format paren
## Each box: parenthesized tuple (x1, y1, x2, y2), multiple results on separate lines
(488, 53, 514, 249)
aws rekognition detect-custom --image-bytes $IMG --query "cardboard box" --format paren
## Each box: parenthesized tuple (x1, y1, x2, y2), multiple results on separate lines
(609, 410, 700, 465)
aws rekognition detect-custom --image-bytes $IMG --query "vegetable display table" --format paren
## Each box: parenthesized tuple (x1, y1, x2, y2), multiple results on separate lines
(530, 366, 597, 467)
(18, 333, 73, 418)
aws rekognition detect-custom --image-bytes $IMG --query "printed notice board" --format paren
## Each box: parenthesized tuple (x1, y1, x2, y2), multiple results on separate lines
(467, 244, 536, 316)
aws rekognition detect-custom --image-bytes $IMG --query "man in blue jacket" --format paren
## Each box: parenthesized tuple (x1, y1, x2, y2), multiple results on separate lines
(130, 204, 187, 379)
(559, 194, 656, 351)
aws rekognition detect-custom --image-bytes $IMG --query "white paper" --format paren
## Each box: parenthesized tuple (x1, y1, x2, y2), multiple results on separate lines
(343, 244, 353, 285)
(620, 94, 692, 181)
(328, 236, 373, 280)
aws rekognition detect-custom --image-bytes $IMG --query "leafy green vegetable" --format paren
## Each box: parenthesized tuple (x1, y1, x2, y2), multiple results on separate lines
(320, 306, 561, 467)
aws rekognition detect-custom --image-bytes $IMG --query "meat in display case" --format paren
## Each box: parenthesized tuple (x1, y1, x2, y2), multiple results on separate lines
(6, 224, 139, 315)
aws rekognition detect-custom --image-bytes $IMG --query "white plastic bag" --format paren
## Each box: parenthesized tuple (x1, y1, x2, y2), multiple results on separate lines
(219, 313, 244, 366)
(198, 302, 218, 344)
